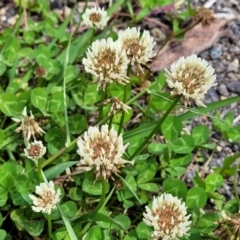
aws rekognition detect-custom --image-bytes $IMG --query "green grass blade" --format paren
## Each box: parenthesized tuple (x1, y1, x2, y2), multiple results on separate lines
(57, 204, 78, 240)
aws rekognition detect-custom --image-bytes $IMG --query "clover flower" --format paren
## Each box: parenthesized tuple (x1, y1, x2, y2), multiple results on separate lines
(24, 140, 46, 161)
(76, 124, 132, 180)
(117, 27, 156, 69)
(29, 181, 61, 214)
(164, 54, 217, 107)
(82, 7, 110, 30)
(102, 97, 131, 115)
(82, 38, 129, 90)
(218, 211, 240, 239)
(12, 107, 45, 141)
(143, 193, 191, 240)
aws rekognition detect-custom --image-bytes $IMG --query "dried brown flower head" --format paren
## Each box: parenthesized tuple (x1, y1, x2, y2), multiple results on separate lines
(12, 107, 45, 141)
(34, 66, 47, 77)
(195, 7, 215, 27)
(217, 211, 240, 240)
(102, 97, 131, 115)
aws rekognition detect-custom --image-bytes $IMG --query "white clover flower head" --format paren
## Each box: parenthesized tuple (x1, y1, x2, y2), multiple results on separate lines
(164, 54, 217, 107)
(82, 7, 110, 30)
(82, 38, 129, 90)
(76, 124, 132, 180)
(102, 97, 132, 115)
(12, 107, 45, 141)
(29, 181, 61, 214)
(24, 140, 46, 161)
(143, 193, 191, 240)
(117, 27, 156, 68)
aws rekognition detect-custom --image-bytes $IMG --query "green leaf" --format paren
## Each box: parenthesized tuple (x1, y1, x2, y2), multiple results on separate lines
(213, 111, 233, 133)
(171, 135, 195, 154)
(44, 127, 65, 154)
(82, 175, 109, 196)
(69, 114, 88, 134)
(138, 183, 159, 192)
(118, 174, 141, 205)
(107, 0, 124, 15)
(0, 187, 8, 206)
(44, 161, 79, 180)
(48, 91, 68, 113)
(0, 172, 14, 189)
(137, 168, 156, 184)
(192, 125, 210, 145)
(72, 212, 123, 229)
(227, 126, 240, 142)
(69, 187, 83, 201)
(204, 173, 223, 192)
(0, 93, 20, 116)
(65, 65, 79, 84)
(162, 178, 187, 199)
(108, 83, 131, 102)
(170, 153, 192, 167)
(136, 221, 153, 240)
(0, 62, 6, 77)
(148, 143, 166, 154)
(112, 215, 131, 230)
(135, 8, 151, 22)
(31, 87, 48, 111)
(23, 30, 35, 44)
(195, 213, 219, 234)
(85, 225, 104, 240)
(61, 201, 78, 218)
(0, 229, 6, 240)
(34, 44, 51, 65)
(186, 187, 207, 208)
(161, 116, 182, 142)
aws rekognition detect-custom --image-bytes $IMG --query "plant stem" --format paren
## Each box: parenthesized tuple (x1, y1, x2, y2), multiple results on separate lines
(118, 85, 128, 135)
(94, 178, 107, 212)
(234, 159, 240, 207)
(63, 32, 73, 147)
(98, 90, 106, 121)
(37, 159, 43, 182)
(130, 95, 182, 160)
(41, 138, 77, 168)
(47, 214, 52, 240)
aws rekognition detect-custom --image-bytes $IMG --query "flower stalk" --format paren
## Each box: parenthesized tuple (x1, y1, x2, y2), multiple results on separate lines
(47, 214, 52, 240)
(130, 95, 182, 160)
(94, 178, 107, 212)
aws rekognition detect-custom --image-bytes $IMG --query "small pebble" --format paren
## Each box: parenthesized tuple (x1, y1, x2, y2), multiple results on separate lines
(210, 45, 223, 59)
(218, 84, 229, 96)
(227, 81, 240, 94)
(227, 58, 239, 72)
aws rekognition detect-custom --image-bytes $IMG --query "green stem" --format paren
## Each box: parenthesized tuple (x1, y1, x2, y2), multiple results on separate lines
(118, 85, 128, 135)
(47, 214, 52, 240)
(63, 33, 73, 147)
(130, 95, 182, 160)
(108, 115, 113, 129)
(98, 91, 106, 121)
(234, 160, 240, 207)
(37, 159, 43, 182)
(41, 138, 77, 168)
(94, 178, 107, 212)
